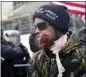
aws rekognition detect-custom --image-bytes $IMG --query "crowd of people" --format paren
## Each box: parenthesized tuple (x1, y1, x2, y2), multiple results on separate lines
(1, 3, 86, 77)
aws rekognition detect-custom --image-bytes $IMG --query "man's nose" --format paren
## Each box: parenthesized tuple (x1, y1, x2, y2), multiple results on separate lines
(35, 28, 43, 38)
(35, 28, 41, 33)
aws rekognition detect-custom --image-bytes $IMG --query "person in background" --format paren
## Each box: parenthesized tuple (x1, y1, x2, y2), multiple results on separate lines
(1, 30, 30, 77)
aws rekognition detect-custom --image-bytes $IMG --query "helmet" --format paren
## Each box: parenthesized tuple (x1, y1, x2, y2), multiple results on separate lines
(4, 30, 20, 46)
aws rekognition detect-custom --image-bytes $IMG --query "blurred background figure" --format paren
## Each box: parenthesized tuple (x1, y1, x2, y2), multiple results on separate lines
(1, 29, 31, 77)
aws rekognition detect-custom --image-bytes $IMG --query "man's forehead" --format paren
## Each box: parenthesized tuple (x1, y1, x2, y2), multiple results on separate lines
(34, 18, 45, 25)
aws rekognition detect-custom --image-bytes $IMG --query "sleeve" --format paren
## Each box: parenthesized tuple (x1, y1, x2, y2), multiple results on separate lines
(19, 43, 31, 63)
(1, 43, 24, 60)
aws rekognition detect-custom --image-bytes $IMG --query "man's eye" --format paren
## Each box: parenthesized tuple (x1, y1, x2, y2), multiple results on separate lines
(36, 22, 47, 30)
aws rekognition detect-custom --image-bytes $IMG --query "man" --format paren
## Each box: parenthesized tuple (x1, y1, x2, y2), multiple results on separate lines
(28, 4, 86, 77)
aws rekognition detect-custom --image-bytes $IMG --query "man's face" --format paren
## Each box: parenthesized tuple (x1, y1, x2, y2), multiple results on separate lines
(34, 18, 57, 48)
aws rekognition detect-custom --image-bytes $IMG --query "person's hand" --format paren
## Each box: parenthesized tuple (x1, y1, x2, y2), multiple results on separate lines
(3, 35, 10, 42)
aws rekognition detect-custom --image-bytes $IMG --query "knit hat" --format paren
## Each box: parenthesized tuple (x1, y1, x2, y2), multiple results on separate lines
(33, 4, 70, 33)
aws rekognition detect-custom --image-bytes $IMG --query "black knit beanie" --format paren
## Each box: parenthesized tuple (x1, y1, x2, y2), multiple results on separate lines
(33, 4, 70, 33)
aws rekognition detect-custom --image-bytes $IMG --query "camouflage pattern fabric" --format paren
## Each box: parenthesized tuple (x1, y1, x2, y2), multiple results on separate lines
(28, 33, 86, 77)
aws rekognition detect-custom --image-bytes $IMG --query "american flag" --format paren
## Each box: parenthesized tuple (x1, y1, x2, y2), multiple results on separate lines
(50, 1, 86, 23)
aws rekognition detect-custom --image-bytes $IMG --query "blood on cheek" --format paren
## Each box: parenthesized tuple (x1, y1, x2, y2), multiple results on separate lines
(38, 34, 48, 43)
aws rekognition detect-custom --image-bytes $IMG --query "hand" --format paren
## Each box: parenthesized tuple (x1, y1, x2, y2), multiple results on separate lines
(3, 35, 10, 42)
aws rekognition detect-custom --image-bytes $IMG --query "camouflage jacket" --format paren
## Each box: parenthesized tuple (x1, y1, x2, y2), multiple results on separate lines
(28, 34, 86, 77)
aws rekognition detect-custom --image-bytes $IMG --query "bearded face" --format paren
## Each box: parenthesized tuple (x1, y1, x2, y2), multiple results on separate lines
(34, 18, 57, 48)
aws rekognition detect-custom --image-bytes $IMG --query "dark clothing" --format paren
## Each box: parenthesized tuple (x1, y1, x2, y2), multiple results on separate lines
(1, 61, 14, 77)
(1, 39, 30, 77)
(1, 41, 24, 60)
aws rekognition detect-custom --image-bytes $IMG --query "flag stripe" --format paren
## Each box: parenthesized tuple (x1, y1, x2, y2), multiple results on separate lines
(50, 2, 85, 13)
(67, 9, 86, 16)
(69, 2, 85, 5)
(50, 2, 85, 23)
(60, 1, 86, 8)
